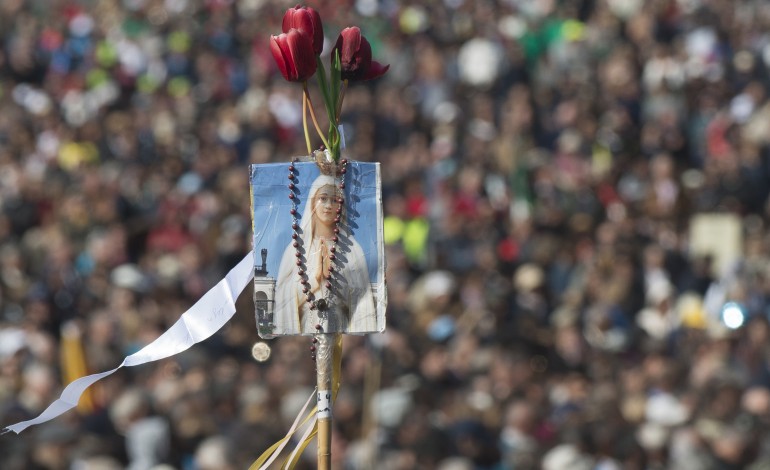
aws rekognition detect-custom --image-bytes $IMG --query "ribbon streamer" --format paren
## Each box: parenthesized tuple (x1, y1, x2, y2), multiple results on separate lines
(249, 389, 316, 470)
(3, 251, 256, 435)
(250, 334, 343, 469)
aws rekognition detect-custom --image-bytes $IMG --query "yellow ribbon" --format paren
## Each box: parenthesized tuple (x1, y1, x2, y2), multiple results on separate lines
(60, 322, 95, 413)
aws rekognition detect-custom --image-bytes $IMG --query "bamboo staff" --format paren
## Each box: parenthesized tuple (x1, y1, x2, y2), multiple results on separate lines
(315, 332, 334, 469)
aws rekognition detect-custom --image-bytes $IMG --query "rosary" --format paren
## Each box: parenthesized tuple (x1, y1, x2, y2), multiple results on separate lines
(288, 155, 348, 359)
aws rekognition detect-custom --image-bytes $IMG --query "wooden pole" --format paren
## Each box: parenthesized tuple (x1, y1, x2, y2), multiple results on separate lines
(315, 332, 333, 470)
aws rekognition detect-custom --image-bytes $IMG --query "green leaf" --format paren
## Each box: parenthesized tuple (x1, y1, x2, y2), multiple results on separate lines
(331, 49, 341, 122)
(314, 56, 335, 130)
(315, 55, 342, 161)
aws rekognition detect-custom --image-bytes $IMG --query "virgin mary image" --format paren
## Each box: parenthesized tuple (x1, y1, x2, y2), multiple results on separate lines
(274, 174, 378, 334)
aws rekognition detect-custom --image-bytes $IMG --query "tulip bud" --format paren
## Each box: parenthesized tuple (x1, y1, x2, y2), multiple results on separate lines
(282, 6, 324, 56)
(333, 27, 389, 81)
(270, 28, 318, 82)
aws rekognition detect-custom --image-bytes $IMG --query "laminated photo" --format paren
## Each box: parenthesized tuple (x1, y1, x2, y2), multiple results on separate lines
(250, 161, 386, 337)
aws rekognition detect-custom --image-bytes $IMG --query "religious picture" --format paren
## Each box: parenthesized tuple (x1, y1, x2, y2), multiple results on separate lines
(250, 161, 386, 337)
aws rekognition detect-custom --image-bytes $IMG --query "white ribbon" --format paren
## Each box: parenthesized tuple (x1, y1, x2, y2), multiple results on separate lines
(3, 251, 255, 435)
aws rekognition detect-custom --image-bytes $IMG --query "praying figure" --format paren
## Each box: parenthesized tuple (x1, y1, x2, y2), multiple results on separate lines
(274, 174, 377, 334)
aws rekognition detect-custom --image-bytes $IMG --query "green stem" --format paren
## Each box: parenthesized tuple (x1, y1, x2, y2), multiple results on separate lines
(327, 124, 339, 161)
(314, 57, 336, 125)
(335, 80, 348, 125)
(315, 56, 340, 161)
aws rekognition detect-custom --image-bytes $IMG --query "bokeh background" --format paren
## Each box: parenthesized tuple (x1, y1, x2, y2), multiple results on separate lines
(2, 0, 770, 469)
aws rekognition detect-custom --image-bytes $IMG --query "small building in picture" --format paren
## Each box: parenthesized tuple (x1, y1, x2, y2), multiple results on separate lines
(253, 248, 276, 338)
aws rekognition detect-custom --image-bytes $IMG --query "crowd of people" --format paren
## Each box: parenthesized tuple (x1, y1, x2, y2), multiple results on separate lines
(2, 0, 770, 468)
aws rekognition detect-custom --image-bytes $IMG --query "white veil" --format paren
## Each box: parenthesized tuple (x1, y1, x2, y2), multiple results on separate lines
(274, 172, 376, 334)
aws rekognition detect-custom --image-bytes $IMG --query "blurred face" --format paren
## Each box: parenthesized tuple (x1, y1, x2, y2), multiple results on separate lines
(312, 185, 340, 227)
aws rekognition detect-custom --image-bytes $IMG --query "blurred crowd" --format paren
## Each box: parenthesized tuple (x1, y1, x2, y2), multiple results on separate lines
(2, 0, 770, 469)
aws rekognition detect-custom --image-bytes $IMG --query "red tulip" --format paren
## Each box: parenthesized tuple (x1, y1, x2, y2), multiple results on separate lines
(333, 27, 389, 81)
(282, 5, 324, 56)
(270, 29, 318, 82)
